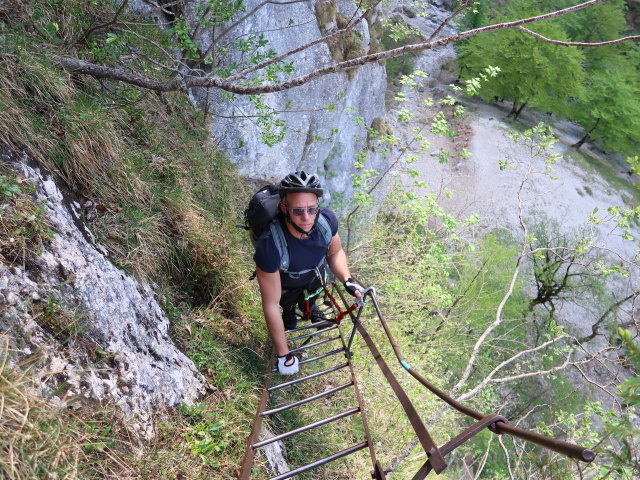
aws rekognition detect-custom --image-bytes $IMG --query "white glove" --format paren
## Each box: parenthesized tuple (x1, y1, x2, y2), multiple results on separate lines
(277, 353, 299, 375)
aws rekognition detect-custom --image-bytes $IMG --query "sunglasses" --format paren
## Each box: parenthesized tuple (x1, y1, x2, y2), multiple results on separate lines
(289, 206, 320, 216)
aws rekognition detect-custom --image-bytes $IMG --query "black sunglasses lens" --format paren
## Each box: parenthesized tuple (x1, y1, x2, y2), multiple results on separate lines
(291, 207, 319, 216)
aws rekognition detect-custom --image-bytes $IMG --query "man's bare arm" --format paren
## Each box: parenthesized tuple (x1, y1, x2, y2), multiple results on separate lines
(256, 267, 289, 356)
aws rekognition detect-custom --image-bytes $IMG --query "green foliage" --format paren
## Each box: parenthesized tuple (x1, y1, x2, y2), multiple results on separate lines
(568, 64, 640, 156)
(34, 296, 86, 342)
(458, 23, 585, 117)
(0, 175, 22, 197)
(380, 20, 422, 82)
(181, 403, 230, 465)
(617, 328, 640, 406)
(528, 214, 606, 314)
(458, 0, 638, 157)
(0, 168, 52, 267)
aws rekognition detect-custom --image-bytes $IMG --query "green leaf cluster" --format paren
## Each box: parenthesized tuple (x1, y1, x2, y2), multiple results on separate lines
(458, 0, 640, 156)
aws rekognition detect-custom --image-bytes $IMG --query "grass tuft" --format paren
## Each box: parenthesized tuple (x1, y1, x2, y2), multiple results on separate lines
(0, 335, 128, 479)
(0, 163, 52, 268)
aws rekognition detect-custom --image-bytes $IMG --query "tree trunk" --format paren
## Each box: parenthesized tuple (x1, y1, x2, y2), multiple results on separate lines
(571, 133, 589, 149)
(571, 118, 600, 149)
(513, 100, 528, 120)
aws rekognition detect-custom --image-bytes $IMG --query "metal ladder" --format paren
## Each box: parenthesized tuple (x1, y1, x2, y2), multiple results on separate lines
(238, 319, 386, 480)
(239, 285, 596, 479)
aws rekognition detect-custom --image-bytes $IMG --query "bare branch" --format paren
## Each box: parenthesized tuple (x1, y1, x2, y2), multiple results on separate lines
(578, 292, 636, 342)
(457, 335, 568, 401)
(52, 56, 187, 92)
(449, 163, 534, 398)
(518, 26, 640, 47)
(82, 0, 129, 40)
(472, 434, 494, 480)
(54, 0, 638, 95)
(208, 0, 269, 51)
(573, 364, 621, 405)
(499, 435, 516, 480)
(427, 0, 475, 41)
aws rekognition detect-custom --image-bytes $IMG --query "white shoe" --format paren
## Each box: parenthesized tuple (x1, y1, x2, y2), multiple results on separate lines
(277, 353, 299, 375)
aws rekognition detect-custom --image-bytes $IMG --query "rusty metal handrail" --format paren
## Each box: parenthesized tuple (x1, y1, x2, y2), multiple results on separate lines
(338, 286, 596, 466)
(238, 356, 274, 480)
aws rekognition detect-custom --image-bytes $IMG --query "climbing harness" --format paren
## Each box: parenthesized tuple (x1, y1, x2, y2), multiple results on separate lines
(239, 281, 596, 479)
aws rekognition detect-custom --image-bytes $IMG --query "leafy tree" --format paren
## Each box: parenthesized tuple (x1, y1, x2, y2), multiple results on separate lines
(528, 216, 605, 315)
(556, 0, 631, 68)
(568, 62, 640, 154)
(457, 21, 585, 118)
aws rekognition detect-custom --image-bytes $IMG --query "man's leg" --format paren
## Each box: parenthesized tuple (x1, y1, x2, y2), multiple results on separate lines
(282, 304, 298, 331)
(280, 288, 303, 331)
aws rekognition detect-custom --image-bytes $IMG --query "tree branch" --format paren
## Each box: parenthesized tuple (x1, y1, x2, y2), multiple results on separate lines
(518, 26, 640, 47)
(427, 0, 475, 42)
(457, 335, 567, 401)
(81, 0, 129, 41)
(223, 0, 382, 82)
(449, 162, 534, 398)
(54, 0, 633, 95)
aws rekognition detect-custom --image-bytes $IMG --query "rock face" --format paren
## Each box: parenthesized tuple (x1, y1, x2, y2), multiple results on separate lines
(125, 0, 388, 206)
(0, 146, 205, 439)
(192, 0, 388, 205)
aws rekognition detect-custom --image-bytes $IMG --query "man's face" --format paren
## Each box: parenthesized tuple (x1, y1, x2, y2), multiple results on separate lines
(281, 192, 319, 232)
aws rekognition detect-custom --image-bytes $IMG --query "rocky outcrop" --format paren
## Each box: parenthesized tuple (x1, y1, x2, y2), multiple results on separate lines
(192, 0, 388, 205)
(0, 146, 205, 440)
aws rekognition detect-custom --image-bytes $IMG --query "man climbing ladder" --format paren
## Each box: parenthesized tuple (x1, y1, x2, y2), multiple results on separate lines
(253, 171, 364, 375)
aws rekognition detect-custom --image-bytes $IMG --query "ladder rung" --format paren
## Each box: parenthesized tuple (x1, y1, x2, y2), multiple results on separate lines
(268, 362, 349, 391)
(300, 348, 345, 366)
(261, 382, 354, 416)
(267, 441, 369, 480)
(290, 335, 341, 353)
(271, 346, 344, 372)
(252, 407, 360, 449)
(285, 320, 333, 333)
(288, 324, 338, 342)
(271, 338, 342, 372)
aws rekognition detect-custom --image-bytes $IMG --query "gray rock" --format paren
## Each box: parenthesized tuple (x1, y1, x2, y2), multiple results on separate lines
(188, 0, 388, 208)
(0, 146, 205, 440)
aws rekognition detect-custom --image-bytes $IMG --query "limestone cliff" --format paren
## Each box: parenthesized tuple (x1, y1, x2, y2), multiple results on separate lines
(189, 0, 388, 205)
(0, 145, 205, 440)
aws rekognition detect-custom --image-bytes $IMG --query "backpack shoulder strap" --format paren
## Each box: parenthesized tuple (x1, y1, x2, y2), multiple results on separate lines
(268, 220, 289, 271)
(316, 212, 333, 248)
(269, 213, 332, 276)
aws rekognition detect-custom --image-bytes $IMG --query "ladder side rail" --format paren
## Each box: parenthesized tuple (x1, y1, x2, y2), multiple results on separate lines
(351, 319, 447, 473)
(332, 285, 446, 473)
(411, 414, 509, 480)
(238, 354, 274, 480)
(338, 323, 386, 479)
